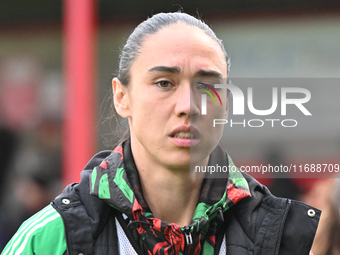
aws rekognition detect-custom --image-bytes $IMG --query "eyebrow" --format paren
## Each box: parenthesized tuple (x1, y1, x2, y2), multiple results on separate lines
(195, 70, 223, 79)
(147, 66, 223, 79)
(148, 66, 180, 74)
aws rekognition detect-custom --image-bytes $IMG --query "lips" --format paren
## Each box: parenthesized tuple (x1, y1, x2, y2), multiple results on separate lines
(169, 126, 200, 139)
(169, 126, 200, 147)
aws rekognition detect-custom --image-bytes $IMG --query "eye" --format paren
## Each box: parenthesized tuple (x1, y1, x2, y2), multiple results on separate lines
(156, 80, 173, 90)
(196, 81, 223, 106)
(197, 82, 214, 92)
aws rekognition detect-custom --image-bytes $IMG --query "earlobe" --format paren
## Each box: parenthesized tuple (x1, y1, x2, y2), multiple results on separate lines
(112, 78, 131, 118)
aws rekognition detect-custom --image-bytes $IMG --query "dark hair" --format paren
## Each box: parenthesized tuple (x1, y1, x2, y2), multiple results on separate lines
(110, 12, 231, 145)
(117, 12, 231, 85)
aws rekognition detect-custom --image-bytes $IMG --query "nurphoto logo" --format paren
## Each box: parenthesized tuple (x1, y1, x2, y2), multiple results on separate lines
(198, 80, 312, 128)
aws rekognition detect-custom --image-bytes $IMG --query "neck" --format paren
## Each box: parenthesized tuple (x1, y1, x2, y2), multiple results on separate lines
(131, 141, 206, 227)
(139, 165, 204, 227)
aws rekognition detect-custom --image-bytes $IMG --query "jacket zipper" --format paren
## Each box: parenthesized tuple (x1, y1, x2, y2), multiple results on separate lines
(182, 207, 223, 254)
(183, 225, 193, 254)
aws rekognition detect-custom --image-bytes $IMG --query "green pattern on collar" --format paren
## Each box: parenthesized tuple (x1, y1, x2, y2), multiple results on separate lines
(113, 167, 134, 203)
(89, 140, 251, 255)
(228, 154, 250, 190)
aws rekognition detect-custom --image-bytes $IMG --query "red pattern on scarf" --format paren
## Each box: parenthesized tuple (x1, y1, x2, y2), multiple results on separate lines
(132, 198, 147, 234)
(113, 145, 124, 159)
(227, 183, 251, 204)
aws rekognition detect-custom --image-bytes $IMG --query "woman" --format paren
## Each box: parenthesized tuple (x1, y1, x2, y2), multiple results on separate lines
(2, 12, 319, 255)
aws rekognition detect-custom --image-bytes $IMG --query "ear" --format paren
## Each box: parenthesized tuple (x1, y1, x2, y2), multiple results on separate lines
(112, 78, 131, 118)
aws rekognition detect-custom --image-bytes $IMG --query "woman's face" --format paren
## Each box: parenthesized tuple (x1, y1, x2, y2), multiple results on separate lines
(114, 23, 228, 171)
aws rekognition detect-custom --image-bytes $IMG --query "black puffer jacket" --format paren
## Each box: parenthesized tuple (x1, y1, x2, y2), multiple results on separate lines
(51, 149, 320, 255)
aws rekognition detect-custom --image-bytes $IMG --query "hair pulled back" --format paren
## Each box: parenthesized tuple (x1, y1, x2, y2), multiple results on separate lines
(117, 12, 231, 85)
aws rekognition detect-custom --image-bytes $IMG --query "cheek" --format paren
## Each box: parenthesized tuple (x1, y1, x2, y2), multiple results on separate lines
(207, 105, 226, 138)
(129, 94, 165, 128)
(208, 103, 227, 121)
(129, 88, 153, 113)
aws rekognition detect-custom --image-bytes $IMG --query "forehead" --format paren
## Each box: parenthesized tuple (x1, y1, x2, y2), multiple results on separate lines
(131, 23, 227, 77)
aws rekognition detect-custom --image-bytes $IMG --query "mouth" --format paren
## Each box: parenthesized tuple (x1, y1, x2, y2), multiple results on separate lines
(172, 131, 196, 139)
(169, 126, 200, 147)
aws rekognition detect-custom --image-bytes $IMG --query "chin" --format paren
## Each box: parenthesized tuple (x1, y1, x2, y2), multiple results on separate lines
(164, 157, 191, 170)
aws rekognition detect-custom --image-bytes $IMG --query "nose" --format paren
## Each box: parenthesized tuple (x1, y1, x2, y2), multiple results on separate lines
(174, 81, 200, 118)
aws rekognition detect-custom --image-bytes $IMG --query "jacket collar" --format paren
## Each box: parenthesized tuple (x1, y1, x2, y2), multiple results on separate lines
(89, 139, 251, 254)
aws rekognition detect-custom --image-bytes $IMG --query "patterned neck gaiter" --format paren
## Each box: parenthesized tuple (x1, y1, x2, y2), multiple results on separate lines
(90, 139, 251, 255)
